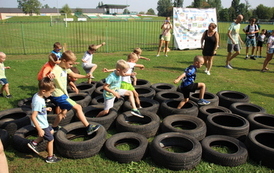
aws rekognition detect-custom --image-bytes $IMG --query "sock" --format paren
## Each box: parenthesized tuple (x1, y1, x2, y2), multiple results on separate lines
(32, 141, 38, 145)
(47, 156, 53, 159)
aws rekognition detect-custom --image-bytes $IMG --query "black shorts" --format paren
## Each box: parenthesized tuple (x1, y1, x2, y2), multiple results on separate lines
(257, 41, 264, 47)
(42, 126, 54, 141)
(180, 83, 199, 98)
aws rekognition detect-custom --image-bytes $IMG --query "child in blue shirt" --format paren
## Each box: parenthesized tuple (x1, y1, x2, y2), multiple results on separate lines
(174, 55, 210, 108)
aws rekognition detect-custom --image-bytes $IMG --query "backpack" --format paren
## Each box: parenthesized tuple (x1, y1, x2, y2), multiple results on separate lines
(245, 24, 258, 34)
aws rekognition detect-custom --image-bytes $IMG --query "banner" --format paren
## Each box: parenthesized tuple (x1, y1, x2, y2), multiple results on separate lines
(173, 8, 217, 50)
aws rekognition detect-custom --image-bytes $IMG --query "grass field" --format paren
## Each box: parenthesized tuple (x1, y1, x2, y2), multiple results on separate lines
(1, 47, 274, 172)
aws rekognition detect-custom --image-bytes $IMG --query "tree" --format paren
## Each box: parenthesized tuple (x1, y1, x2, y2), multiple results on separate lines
(123, 9, 130, 14)
(219, 8, 230, 21)
(208, 0, 222, 20)
(254, 4, 273, 19)
(60, 4, 72, 15)
(17, 0, 42, 16)
(174, 0, 183, 8)
(146, 8, 156, 15)
(157, 0, 173, 16)
(42, 4, 50, 8)
(193, 0, 203, 8)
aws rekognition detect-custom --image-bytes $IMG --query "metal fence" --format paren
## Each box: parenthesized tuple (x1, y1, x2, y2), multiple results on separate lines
(0, 20, 231, 55)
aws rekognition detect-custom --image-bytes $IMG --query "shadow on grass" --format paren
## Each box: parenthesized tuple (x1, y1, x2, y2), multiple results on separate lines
(153, 66, 184, 71)
(252, 91, 274, 99)
(17, 85, 37, 96)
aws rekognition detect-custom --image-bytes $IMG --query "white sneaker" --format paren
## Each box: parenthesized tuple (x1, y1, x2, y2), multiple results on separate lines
(206, 71, 211, 75)
(204, 68, 208, 73)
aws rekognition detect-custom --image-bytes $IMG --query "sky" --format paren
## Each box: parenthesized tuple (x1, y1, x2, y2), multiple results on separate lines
(0, 0, 273, 13)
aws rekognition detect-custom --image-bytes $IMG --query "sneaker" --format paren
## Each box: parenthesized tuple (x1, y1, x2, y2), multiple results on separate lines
(131, 109, 144, 118)
(204, 68, 208, 73)
(164, 55, 168, 57)
(156, 55, 159, 57)
(250, 56, 256, 60)
(225, 65, 233, 69)
(45, 154, 61, 163)
(27, 141, 39, 154)
(52, 126, 61, 133)
(244, 56, 248, 60)
(0, 93, 3, 97)
(228, 63, 233, 68)
(86, 124, 101, 135)
(198, 99, 211, 106)
(206, 71, 211, 75)
(6, 95, 12, 98)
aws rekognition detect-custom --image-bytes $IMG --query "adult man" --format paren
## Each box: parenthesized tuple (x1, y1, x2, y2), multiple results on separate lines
(225, 14, 244, 69)
(243, 18, 259, 60)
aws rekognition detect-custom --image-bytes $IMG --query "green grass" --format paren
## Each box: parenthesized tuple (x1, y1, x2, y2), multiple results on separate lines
(2, 48, 274, 172)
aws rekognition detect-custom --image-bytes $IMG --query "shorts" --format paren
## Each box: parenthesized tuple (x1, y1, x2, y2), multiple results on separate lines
(161, 35, 171, 42)
(0, 78, 8, 85)
(245, 36, 256, 47)
(268, 48, 274, 54)
(42, 126, 54, 141)
(121, 81, 135, 91)
(227, 44, 240, 52)
(83, 64, 97, 74)
(257, 41, 264, 47)
(180, 83, 199, 99)
(104, 89, 127, 110)
(50, 94, 76, 111)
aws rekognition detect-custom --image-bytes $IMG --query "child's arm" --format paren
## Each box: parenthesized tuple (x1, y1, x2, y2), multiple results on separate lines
(103, 68, 115, 73)
(30, 111, 45, 138)
(69, 81, 79, 94)
(4, 66, 10, 69)
(103, 83, 120, 98)
(134, 64, 145, 70)
(95, 42, 106, 49)
(68, 72, 90, 79)
(174, 73, 186, 84)
(139, 56, 150, 61)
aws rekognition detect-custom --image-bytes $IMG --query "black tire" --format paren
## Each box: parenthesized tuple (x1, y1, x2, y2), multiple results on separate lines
(150, 83, 177, 93)
(134, 86, 156, 99)
(158, 100, 199, 118)
(90, 95, 124, 111)
(0, 107, 32, 136)
(68, 82, 96, 95)
(83, 106, 118, 130)
(68, 92, 91, 108)
(18, 97, 57, 114)
(206, 112, 250, 142)
(245, 129, 274, 169)
(161, 114, 206, 141)
(190, 92, 219, 106)
(135, 79, 151, 88)
(122, 97, 160, 113)
(150, 132, 202, 170)
(116, 110, 160, 138)
(247, 113, 274, 131)
(198, 105, 232, 122)
(92, 85, 104, 98)
(104, 132, 148, 163)
(47, 109, 75, 127)
(201, 135, 248, 167)
(154, 90, 184, 104)
(229, 102, 266, 119)
(12, 125, 48, 153)
(55, 121, 106, 159)
(0, 129, 9, 149)
(216, 90, 249, 108)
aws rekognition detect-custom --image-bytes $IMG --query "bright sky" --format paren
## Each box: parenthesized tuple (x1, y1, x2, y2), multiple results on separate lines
(0, 0, 273, 13)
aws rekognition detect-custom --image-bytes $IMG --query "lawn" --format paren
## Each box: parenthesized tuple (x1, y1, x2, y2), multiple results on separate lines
(1, 47, 274, 172)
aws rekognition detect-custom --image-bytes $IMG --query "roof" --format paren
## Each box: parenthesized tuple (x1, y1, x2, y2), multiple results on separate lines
(98, 4, 129, 9)
(0, 8, 105, 13)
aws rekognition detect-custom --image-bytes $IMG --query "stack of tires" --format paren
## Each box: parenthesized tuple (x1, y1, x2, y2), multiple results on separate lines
(1, 79, 274, 171)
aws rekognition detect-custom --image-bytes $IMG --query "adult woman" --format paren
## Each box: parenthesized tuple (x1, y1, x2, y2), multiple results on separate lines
(156, 17, 172, 57)
(201, 23, 219, 75)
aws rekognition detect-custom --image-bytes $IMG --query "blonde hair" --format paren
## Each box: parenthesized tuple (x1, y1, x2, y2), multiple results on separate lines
(38, 77, 55, 91)
(127, 52, 138, 61)
(60, 50, 77, 62)
(194, 55, 204, 63)
(0, 52, 6, 59)
(116, 59, 129, 70)
(133, 48, 142, 55)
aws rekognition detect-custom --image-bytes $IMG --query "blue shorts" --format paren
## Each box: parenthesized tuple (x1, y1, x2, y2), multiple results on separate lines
(268, 48, 274, 54)
(0, 78, 8, 85)
(245, 36, 256, 47)
(42, 126, 54, 141)
(50, 94, 76, 110)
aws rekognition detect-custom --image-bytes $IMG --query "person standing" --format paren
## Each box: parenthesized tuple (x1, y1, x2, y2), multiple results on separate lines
(225, 14, 244, 69)
(243, 18, 259, 60)
(261, 30, 274, 72)
(201, 23, 219, 75)
(156, 17, 172, 57)
(0, 52, 12, 98)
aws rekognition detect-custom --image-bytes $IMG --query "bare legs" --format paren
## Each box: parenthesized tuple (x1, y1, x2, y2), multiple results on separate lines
(262, 53, 274, 71)
(157, 40, 169, 56)
(226, 51, 240, 66)
(204, 56, 214, 73)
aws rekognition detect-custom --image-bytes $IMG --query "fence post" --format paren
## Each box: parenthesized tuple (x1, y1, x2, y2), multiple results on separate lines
(20, 22, 26, 55)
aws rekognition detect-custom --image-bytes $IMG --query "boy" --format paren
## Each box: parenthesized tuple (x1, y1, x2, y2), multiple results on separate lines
(37, 53, 58, 81)
(174, 55, 210, 108)
(82, 42, 105, 84)
(103, 53, 144, 109)
(28, 77, 61, 163)
(132, 48, 149, 86)
(243, 18, 259, 60)
(50, 42, 62, 64)
(97, 59, 143, 118)
(0, 52, 12, 98)
(50, 50, 100, 134)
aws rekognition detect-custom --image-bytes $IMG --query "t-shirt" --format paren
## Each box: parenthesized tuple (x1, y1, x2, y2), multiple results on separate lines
(31, 93, 49, 129)
(122, 62, 135, 84)
(227, 22, 241, 44)
(51, 65, 72, 97)
(82, 51, 93, 67)
(103, 71, 121, 100)
(0, 62, 6, 79)
(267, 35, 274, 49)
(181, 65, 197, 88)
(37, 62, 55, 81)
(244, 24, 258, 37)
(257, 34, 266, 42)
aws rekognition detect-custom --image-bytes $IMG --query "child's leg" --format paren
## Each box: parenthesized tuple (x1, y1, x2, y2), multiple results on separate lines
(0, 140, 9, 173)
(198, 83, 206, 99)
(96, 97, 114, 117)
(47, 140, 54, 157)
(164, 41, 170, 55)
(52, 109, 67, 128)
(73, 104, 89, 127)
(3, 83, 10, 95)
(124, 90, 137, 110)
(132, 90, 141, 108)
(262, 53, 273, 70)
(259, 46, 262, 57)
(177, 98, 189, 109)
(132, 76, 137, 86)
(96, 110, 109, 117)
(89, 64, 98, 76)
(33, 136, 43, 144)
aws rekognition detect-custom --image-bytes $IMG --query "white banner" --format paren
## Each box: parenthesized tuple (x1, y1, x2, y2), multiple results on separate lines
(173, 8, 217, 50)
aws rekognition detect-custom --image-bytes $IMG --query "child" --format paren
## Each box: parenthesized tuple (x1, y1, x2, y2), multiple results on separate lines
(174, 55, 210, 108)
(261, 30, 274, 72)
(50, 42, 62, 64)
(27, 77, 61, 163)
(103, 53, 144, 109)
(37, 53, 57, 81)
(0, 52, 12, 98)
(132, 48, 149, 86)
(82, 42, 105, 84)
(50, 50, 101, 134)
(97, 59, 143, 118)
(255, 29, 266, 58)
